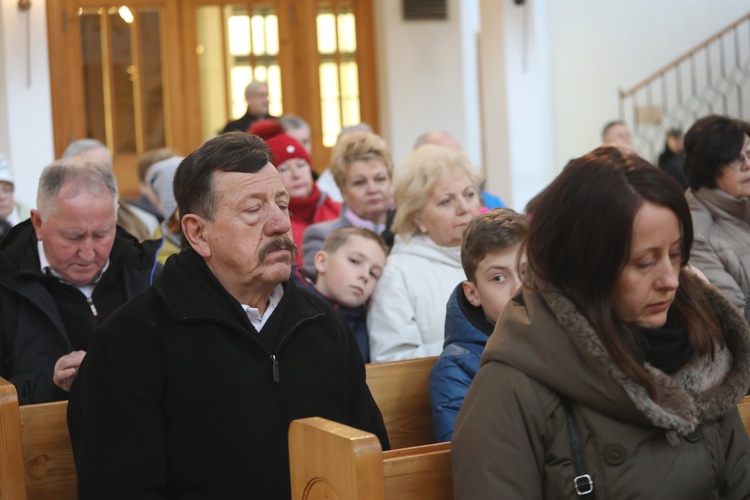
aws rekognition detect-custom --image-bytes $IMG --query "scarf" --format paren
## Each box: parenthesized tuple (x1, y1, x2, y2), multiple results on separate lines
(289, 183, 322, 225)
(634, 324, 695, 375)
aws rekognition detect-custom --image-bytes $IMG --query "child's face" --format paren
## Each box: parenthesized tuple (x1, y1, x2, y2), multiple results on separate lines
(463, 244, 526, 324)
(314, 235, 386, 308)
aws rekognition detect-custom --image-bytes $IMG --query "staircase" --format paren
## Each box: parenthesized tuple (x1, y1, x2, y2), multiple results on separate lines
(619, 12, 750, 163)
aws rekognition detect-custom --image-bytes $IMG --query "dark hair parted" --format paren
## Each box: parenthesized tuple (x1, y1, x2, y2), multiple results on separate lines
(684, 115, 748, 191)
(173, 132, 272, 249)
(461, 208, 528, 283)
(526, 146, 721, 396)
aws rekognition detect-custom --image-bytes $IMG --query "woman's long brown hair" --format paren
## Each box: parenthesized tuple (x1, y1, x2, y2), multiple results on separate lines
(525, 147, 721, 397)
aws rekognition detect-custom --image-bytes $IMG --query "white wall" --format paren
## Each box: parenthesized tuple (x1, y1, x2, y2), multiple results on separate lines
(549, 1, 750, 169)
(478, 0, 555, 210)
(0, 0, 54, 208)
(373, 0, 482, 167)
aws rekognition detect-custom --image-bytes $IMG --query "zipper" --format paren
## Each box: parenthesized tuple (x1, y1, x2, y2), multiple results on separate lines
(86, 296, 98, 317)
(271, 354, 280, 383)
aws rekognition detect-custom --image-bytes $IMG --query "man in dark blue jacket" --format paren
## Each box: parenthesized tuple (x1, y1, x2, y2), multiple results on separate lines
(0, 159, 160, 404)
(68, 131, 389, 499)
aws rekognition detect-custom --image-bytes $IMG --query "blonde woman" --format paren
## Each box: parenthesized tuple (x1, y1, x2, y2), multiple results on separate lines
(367, 145, 482, 362)
(301, 131, 394, 278)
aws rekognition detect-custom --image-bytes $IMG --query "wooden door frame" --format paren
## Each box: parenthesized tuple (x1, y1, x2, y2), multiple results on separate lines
(48, 0, 378, 183)
(46, 0, 187, 197)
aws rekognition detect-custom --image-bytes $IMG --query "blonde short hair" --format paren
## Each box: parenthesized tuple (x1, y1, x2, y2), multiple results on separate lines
(391, 145, 483, 238)
(330, 131, 393, 191)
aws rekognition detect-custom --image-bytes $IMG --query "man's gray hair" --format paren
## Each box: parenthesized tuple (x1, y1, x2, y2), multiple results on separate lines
(37, 158, 119, 218)
(337, 123, 372, 143)
(62, 139, 111, 162)
(244, 80, 267, 100)
(279, 114, 309, 132)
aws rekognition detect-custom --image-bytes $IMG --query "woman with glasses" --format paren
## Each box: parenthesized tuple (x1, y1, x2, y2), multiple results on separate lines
(684, 115, 750, 309)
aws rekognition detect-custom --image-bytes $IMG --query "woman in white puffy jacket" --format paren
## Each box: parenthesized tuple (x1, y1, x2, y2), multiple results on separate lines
(367, 145, 482, 362)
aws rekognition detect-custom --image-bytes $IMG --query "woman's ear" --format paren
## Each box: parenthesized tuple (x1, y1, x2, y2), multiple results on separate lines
(412, 211, 427, 234)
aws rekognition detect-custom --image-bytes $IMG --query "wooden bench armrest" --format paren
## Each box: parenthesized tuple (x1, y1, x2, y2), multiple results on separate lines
(289, 417, 385, 499)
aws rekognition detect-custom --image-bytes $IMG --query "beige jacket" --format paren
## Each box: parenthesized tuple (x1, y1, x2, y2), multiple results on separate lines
(452, 274, 750, 499)
(687, 187, 750, 308)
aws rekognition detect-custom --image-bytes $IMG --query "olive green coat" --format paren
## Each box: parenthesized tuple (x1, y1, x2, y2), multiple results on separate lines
(452, 275, 750, 499)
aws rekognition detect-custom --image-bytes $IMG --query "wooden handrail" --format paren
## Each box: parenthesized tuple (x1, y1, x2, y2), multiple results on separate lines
(620, 12, 750, 99)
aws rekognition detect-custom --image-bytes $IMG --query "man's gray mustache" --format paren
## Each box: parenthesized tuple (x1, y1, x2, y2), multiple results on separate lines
(258, 236, 298, 263)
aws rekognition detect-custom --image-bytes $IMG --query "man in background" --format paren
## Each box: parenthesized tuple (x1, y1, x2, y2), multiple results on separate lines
(0, 159, 160, 404)
(222, 80, 273, 134)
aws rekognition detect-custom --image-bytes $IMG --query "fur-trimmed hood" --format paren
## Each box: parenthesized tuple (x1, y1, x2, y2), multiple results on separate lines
(483, 271, 750, 435)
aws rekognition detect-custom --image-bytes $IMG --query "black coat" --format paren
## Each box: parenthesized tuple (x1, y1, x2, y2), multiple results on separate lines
(0, 220, 161, 404)
(68, 249, 389, 499)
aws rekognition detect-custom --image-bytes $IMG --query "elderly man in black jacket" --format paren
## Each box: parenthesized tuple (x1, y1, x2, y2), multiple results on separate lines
(0, 159, 160, 404)
(68, 131, 389, 499)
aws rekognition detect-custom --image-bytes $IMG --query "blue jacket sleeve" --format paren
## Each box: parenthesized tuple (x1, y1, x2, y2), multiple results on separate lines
(429, 350, 475, 442)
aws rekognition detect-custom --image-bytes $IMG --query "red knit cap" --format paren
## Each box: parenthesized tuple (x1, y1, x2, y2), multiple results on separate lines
(248, 119, 284, 140)
(266, 134, 312, 168)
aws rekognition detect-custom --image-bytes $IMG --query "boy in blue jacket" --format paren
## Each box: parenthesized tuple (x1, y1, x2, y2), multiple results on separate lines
(429, 208, 528, 441)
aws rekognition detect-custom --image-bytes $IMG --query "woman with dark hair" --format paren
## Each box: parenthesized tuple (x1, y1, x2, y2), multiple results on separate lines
(452, 147, 750, 499)
(684, 115, 750, 309)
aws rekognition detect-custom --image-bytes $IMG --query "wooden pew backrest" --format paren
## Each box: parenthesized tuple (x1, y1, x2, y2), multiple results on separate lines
(365, 356, 437, 449)
(20, 401, 76, 500)
(289, 417, 452, 500)
(0, 376, 27, 500)
(0, 377, 76, 500)
(738, 395, 750, 437)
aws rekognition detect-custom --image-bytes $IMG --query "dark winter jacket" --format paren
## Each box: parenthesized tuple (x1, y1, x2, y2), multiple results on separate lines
(0, 220, 161, 404)
(292, 267, 370, 363)
(452, 272, 750, 499)
(68, 249, 389, 499)
(430, 284, 493, 442)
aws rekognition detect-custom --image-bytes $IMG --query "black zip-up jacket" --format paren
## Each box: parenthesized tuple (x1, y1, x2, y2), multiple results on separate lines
(0, 220, 161, 404)
(68, 248, 389, 499)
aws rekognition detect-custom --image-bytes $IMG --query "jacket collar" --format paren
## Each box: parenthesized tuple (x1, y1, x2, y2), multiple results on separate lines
(692, 186, 750, 222)
(485, 271, 750, 434)
(444, 284, 493, 348)
(154, 249, 322, 330)
(390, 234, 462, 268)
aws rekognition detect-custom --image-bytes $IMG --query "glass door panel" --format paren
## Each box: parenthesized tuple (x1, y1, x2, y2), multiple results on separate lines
(195, 3, 282, 140)
(78, 5, 168, 154)
(316, 2, 361, 147)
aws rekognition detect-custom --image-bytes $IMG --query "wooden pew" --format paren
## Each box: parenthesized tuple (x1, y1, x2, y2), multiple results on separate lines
(289, 417, 452, 500)
(738, 394, 750, 437)
(291, 396, 750, 500)
(0, 377, 76, 500)
(365, 356, 437, 450)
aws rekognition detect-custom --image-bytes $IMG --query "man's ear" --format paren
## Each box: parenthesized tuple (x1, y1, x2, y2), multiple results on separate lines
(30, 209, 43, 240)
(462, 280, 482, 308)
(181, 214, 211, 258)
(313, 250, 328, 275)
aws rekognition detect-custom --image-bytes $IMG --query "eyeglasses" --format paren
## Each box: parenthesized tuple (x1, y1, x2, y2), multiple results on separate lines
(728, 151, 750, 172)
(0, 184, 13, 195)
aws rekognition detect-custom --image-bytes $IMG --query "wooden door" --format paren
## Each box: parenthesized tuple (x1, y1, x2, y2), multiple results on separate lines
(47, 0, 377, 191)
(47, 0, 187, 197)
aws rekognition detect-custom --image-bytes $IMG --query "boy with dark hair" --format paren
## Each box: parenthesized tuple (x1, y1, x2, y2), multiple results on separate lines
(429, 208, 528, 441)
(296, 226, 387, 362)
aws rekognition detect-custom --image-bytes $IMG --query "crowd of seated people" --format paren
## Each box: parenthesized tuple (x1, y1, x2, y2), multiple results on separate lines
(3, 95, 750, 498)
